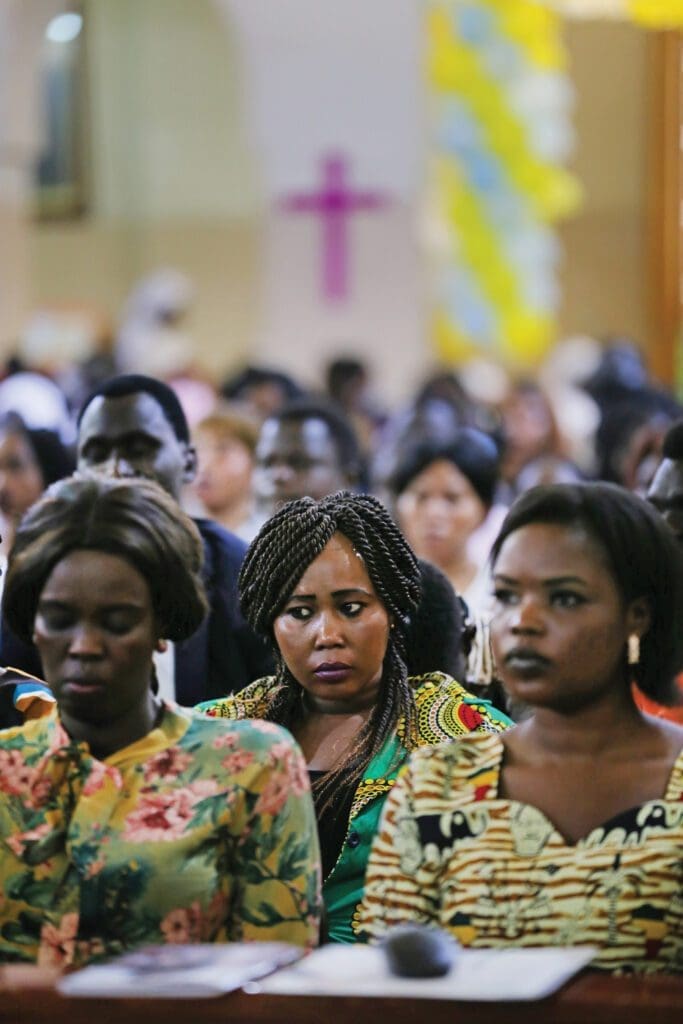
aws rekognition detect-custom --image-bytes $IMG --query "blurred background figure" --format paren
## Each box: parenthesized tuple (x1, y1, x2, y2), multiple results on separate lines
(252, 398, 364, 518)
(390, 428, 501, 615)
(582, 338, 683, 495)
(325, 355, 386, 458)
(0, 414, 74, 561)
(192, 408, 264, 542)
(221, 365, 306, 422)
(115, 268, 195, 379)
(498, 378, 563, 496)
(0, 371, 74, 442)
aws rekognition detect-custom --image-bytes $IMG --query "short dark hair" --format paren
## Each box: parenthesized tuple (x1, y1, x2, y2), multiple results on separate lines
(326, 357, 366, 399)
(221, 365, 305, 404)
(77, 374, 190, 443)
(662, 419, 683, 460)
(390, 428, 501, 507)
(489, 482, 683, 702)
(264, 398, 362, 478)
(4, 473, 207, 644)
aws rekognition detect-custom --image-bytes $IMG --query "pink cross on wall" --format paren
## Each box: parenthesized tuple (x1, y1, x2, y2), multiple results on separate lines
(281, 153, 388, 302)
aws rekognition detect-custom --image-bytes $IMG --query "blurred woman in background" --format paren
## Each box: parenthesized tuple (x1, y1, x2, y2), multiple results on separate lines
(192, 409, 263, 542)
(0, 414, 74, 558)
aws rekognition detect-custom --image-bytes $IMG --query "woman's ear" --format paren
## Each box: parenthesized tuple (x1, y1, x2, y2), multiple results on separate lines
(625, 597, 651, 640)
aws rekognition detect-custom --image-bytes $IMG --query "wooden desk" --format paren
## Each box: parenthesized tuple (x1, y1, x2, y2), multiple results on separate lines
(0, 968, 682, 1024)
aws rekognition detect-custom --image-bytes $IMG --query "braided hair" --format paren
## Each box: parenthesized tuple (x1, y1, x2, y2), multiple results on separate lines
(239, 491, 421, 808)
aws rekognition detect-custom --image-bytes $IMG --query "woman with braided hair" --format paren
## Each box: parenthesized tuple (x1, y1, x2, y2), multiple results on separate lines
(198, 491, 511, 943)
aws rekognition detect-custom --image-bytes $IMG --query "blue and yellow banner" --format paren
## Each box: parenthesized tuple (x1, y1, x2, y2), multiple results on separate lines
(427, 1, 581, 366)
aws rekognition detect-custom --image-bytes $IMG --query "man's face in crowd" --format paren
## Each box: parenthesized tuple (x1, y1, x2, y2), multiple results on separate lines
(77, 393, 196, 500)
(252, 417, 352, 516)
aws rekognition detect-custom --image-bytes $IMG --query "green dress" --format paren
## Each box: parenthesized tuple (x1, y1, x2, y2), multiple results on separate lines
(198, 671, 512, 943)
(0, 704, 321, 965)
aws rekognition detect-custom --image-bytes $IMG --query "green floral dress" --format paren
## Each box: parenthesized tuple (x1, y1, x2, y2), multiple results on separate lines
(0, 704, 321, 966)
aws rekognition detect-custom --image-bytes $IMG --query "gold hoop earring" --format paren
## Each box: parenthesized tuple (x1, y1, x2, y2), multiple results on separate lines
(627, 634, 640, 666)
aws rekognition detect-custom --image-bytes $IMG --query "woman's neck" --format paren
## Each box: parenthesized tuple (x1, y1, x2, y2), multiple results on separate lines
(440, 556, 478, 597)
(293, 705, 373, 770)
(60, 692, 162, 761)
(512, 688, 651, 761)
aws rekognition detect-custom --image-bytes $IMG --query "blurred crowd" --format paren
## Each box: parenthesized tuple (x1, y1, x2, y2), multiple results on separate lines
(2, 269, 681, 583)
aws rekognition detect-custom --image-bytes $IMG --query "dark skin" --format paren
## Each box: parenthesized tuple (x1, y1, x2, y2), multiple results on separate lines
(273, 533, 390, 770)
(491, 522, 683, 846)
(34, 550, 164, 761)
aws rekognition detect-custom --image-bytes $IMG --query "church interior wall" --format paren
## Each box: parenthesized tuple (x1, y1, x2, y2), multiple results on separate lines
(25, 2, 652, 388)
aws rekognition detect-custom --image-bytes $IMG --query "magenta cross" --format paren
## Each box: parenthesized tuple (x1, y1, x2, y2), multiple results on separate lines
(281, 153, 388, 302)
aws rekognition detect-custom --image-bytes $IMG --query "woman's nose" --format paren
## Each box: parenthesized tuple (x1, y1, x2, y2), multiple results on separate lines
(68, 624, 104, 656)
(314, 610, 344, 647)
(104, 452, 135, 479)
(510, 595, 544, 634)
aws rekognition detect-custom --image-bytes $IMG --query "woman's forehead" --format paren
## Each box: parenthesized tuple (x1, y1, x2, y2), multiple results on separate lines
(292, 532, 374, 592)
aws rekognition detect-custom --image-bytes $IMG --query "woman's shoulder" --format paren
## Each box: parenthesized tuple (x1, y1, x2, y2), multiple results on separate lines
(407, 671, 513, 744)
(195, 676, 283, 720)
(182, 700, 300, 757)
(404, 730, 505, 800)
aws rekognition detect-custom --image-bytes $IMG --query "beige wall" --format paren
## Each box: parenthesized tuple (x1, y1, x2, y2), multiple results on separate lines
(28, 0, 259, 378)
(27, 5, 654, 385)
(558, 20, 649, 348)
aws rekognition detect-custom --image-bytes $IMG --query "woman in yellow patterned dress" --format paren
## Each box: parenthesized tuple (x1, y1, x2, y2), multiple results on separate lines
(198, 492, 512, 944)
(360, 482, 683, 973)
(0, 474, 320, 966)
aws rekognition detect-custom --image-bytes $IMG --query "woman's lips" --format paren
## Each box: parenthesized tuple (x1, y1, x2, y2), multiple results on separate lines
(62, 679, 105, 695)
(503, 649, 551, 677)
(312, 663, 353, 684)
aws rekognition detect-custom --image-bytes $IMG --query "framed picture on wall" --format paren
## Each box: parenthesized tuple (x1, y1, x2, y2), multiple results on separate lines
(33, 4, 89, 220)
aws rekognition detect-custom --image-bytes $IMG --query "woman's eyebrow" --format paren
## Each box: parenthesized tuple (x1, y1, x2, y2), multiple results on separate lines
(287, 587, 373, 600)
(492, 573, 588, 586)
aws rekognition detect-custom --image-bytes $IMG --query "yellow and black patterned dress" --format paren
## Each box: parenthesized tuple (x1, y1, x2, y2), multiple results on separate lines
(360, 731, 683, 973)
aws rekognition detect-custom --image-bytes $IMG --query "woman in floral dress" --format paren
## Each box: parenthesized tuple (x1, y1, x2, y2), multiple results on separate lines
(0, 474, 320, 966)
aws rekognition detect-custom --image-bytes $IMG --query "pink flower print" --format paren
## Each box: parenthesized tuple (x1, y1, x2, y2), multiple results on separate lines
(6, 821, 53, 858)
(212, 732, 239, 750)
(82, 761, 122, 797)
(160, 902, 202, 944)
(269, 741, 309, 796)
(249, 720, 281, 737)
(143, 747, 193, 783)
(286, 748, 309, 797)
(185, 778, 221, 806)
(38, 912, 79, 968)
(254, 770, 290, 817)
(269, 740, 295, 763)
(0, 749, 33, 795)
(221, 749, 255, 774)
(121, 792, 195, 842)
(27, 776, 54, 809)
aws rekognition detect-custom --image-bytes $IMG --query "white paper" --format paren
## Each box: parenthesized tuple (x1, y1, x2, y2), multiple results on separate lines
(58, 942, 302, 999)
(253, 944, 597, 1002)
